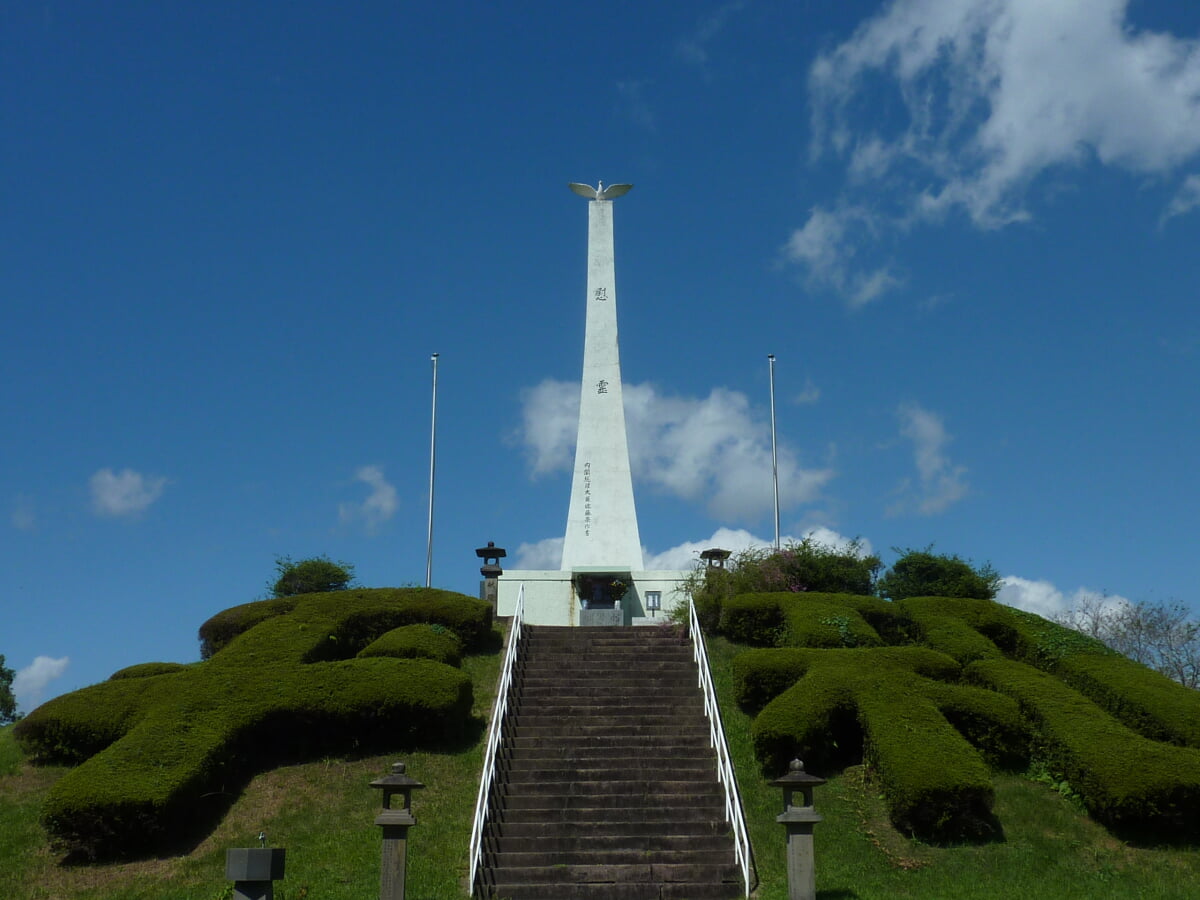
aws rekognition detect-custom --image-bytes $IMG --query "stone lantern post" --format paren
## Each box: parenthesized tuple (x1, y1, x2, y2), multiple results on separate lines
(475, 541, 505, 608)
(371, 761, 425, 900)
(772, 758, 826, 900)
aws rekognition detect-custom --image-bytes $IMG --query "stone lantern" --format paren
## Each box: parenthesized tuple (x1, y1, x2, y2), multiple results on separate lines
(371, 761, 425, 900)
(476, 541, 506, 608)
(772, 758, 826, 900)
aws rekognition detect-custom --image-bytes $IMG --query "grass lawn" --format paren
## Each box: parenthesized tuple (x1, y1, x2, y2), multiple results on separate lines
(2, 629, 1198, 899)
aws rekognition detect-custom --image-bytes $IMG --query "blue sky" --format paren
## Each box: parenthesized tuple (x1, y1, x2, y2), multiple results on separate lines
(5, 0, 1199, 710)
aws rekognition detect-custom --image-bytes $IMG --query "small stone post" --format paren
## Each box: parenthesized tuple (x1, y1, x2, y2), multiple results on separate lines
(371, 761, 424, 900)
(476, 541, 506, 608)
(772, 758, 825, 900)
(225, 844, 286, 900)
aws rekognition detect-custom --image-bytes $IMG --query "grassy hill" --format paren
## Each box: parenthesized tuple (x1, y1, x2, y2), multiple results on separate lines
(4, 631, 1199, 899)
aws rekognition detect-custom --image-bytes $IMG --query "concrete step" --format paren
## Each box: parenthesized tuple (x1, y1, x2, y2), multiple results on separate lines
(481, 883, 741, 900)
(489, 834, 733, 854)
(498, 806, 726, 825)
(487, 820, 731, 840)
(500, 790, 724, 810)
(489, 863, 740, 886)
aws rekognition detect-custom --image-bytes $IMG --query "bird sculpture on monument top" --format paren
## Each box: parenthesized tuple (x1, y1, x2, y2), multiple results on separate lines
(569, 181, 633, 200)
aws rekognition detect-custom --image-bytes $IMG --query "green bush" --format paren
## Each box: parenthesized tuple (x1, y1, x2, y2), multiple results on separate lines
(878, 549, 1000, 601)
(748, 646, 1002, 840)
(687, 539, 881, 627)
(14, 676, 171, 764)
(733, 648, 810, 711)
(900, 598, 1004, 665)
(17, 587, 486, 860)
(780, 596, 883, 649)
(359, 624, 463, 667)
(270, 554, 355, 597)
(719, 592, 887, 648)
(1055, 652, 1200, 748)
(967, 658, 1200, 841)
(198, 596, 297, 659)
(923, 680, 1028, 769)
(719, 593, 786, 645)
(109, 662, 189, 680)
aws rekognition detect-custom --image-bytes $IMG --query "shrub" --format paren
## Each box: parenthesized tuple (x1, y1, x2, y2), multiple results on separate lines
(967, 658, 1200, 841)
(1055, 652, 1200, 748)
(779, 596, 883, 649)
(719, 592, 887, 649)
(270, 554, 355, 597)
(900, 598, 1004, 665)
(719, 594, 786, 645)
(878, 548, 1000, 601)
(733, 648, 810, 711)
(17, 587, 486, 860)
(687, 539, 881, 628)
(749, 646, 1001, 840)
(109, 662, 189, 680)
(359, 624, 463, 667)
(198, 597, 297, 659)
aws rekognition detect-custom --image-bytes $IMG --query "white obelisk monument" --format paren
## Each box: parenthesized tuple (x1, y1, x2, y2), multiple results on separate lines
(496, 182, 686, 626)
(560, 182, 644, 571)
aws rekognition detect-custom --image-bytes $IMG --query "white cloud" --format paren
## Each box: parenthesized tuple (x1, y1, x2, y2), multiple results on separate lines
(616, 80, 656, 132)
(339, 465, 398, 532)
(13, 655, 69, 712)
(784, 206, 901, 307)
(997, 575, 1129, 619)
(797, 0, 1200, 295)
(512, 536, 564, 569)
(675, 1, 747, 66)
(1162, 173, 1200, 224)
(518, 379, 833, 521)
(891, 404, 968, 515)
(794, 377, 821, 406)
(644, 525, 873, 570)
(519, 380, 580, 476)
(11, 497, 35, 531)
(89, 468, 167, 517)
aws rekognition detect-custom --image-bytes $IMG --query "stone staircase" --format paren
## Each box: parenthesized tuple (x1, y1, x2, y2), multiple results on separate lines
(476, 625, 745, 900)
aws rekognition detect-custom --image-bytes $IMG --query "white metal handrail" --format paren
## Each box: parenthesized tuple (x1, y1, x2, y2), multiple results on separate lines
(689, 595, 754, 897)
(468, 583, 525, 895)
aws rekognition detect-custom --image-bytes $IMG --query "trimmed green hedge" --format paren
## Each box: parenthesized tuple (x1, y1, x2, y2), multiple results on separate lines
(718, 591, 1200, 842)
(899, 598, 1004, 665)
(967, 658, 1200, 840)
(747, 646, 1009, 840)
(1054, 652, 1200, 748)
(902, 596, 1200, 747)
(16, 588, 486, 860)
(359, 624, 463, 667)
(109, 662, 190, 680)
(718, 593, 785, 645)
(198, 596, 297, 659)
(719, 592, 896, 648)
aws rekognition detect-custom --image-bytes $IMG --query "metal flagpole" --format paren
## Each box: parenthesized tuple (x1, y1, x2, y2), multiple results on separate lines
(426, 353, 439, 588)
(768, 354, 780, 551)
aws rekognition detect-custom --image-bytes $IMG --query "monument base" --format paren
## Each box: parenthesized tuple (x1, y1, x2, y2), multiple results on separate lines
(497, 570, 690, 627)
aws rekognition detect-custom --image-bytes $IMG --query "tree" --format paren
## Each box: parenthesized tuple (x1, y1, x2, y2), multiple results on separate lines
(270, 555, 356, 598)
(692, 538, 881, 602)
(1054, 595, 1200, 689)
(1, 654, 17, 724)
(877, 547, 1000, 601)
